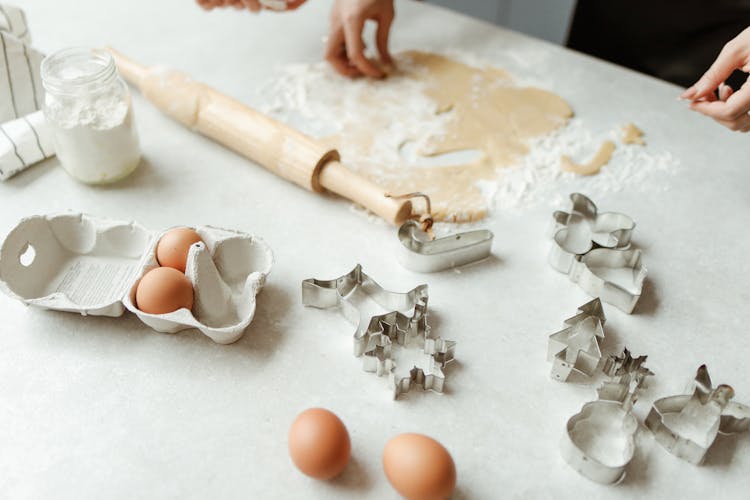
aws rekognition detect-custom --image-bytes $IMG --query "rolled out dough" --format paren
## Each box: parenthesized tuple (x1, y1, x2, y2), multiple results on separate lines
(326, 51, 573, 221)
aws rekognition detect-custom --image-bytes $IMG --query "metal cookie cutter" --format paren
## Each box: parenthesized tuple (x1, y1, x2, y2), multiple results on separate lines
(561, 349, 653, 484)
(547, 298, 607, 382)
(645, 365, 750, 464)
(301, 264, 456, 398)
(548, 193, 646, 314)
(387, 193, 494, 273)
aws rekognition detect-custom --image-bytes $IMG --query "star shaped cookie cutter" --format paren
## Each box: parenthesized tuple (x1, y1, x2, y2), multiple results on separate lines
(386, 193, 494, 273)
(547, 299, 607, 382)
(561, 349, 653, 484)
(645, 365, 750, 465)
(301, 264, 456, 398)
(548, 193, 646, 314)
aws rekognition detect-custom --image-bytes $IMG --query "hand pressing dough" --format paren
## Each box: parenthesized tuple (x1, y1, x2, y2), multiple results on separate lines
(325, 51, 573, 221)
(561, 141, 616, 176)
(622, 123, 645, 145)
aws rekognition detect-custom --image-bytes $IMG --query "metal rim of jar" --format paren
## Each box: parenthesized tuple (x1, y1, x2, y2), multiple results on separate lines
(40, 47, 118, 96)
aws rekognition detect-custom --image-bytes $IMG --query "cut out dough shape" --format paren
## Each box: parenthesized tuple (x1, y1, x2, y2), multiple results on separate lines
(325, 51, 574, 221)
(622, 123, 645, 145)
(561, 141, 616, 176)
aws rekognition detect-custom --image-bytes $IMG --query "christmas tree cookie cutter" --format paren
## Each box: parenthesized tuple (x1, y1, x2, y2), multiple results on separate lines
(301, 264, 456, 398)
(548, 193, 646, 314)
(561, 349, 653, 484)
(645, 365, 750, 465)
(387, 193, 494, 273)
(547, 298, 607, 382)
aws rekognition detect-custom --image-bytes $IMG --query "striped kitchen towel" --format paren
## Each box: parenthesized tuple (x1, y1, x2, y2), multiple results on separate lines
(0, 4, 55, 181)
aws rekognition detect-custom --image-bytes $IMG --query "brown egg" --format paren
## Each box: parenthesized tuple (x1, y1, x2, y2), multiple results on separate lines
(135, 267, 194, 314)
(156, 227, 203, 272)
(288, 408, 351, 480)
(383, 433, 456, 500)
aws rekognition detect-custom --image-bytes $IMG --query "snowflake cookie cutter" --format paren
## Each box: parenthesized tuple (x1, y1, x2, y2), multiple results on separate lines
(547, 298, 607, 382)
(387, 193, 494, 273)
(301, 264, 456, 398)
(645, 365, 750, 465)
(548, 193, 646, 314)
(561, 349, 653, 484)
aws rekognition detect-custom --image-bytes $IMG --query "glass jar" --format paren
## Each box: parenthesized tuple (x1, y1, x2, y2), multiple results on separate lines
(41, 47, 141, 184)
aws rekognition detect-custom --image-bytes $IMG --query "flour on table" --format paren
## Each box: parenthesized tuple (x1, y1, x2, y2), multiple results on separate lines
(258, 51, 679, 219)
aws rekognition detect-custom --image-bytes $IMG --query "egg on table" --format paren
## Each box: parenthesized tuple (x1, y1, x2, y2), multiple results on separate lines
(288, 408, 351, 480)
(383, 433, 456, 500)
(156, 227, 203, 272)
(135, 266, 194, 314)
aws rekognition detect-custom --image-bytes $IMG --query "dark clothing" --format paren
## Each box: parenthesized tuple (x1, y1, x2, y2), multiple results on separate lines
(567, 0, 750, 89)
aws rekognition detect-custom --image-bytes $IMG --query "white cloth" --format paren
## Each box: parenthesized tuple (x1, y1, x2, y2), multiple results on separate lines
(0, 4, 54, 181)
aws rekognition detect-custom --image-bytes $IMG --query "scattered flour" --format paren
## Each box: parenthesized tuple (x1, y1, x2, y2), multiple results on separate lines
(257, 52, 679, 217)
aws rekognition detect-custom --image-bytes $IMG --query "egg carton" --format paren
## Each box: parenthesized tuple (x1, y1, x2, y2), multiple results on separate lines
(0, 213, 273, 344)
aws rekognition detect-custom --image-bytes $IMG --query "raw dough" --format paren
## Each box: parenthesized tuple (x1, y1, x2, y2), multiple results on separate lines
(561, 141, 616, 176)
(622, 123, 645, 145)
(325, 51, 573, 221)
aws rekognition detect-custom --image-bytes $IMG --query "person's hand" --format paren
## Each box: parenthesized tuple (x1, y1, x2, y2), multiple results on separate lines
(196, 0, 306, 13)
(682, 27, 750, 132)
(326, 0, 394, 79)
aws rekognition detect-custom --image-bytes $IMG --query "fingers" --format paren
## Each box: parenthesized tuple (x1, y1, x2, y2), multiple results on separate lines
(712, 112, 750, 132)
(343, 14, 384, 78)
(241, 0, 262, 12)
(690, 78, 750, 122)
(196, 0, 220, 10)
(719, 83, 734, 101)
(682, 40, 746, 100)
(285, 0, 308, 10)
(325, 25, 362, 78)
(376, 7, 394, 65)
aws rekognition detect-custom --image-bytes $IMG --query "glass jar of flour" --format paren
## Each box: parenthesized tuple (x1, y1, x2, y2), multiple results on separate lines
(41, 47, 141, 184)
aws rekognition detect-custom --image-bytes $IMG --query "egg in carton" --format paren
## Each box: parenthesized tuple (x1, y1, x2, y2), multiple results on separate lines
(0, 213, 273, 344)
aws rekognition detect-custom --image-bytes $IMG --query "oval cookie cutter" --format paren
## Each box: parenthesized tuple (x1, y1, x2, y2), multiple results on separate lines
(387, 193, 494, 273)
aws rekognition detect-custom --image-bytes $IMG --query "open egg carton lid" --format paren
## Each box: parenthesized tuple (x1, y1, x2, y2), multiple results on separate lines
(0, 213, 273, 344)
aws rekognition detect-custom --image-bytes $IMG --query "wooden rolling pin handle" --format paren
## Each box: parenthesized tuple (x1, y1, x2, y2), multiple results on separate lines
(108, 47, 412, 226)
(318, 161, 413, 224)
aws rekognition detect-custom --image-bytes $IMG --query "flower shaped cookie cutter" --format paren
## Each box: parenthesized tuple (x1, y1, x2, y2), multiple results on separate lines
(548, 193, 646, 314)
(301, 264, 456, 398)
(645, 365, 750, 465)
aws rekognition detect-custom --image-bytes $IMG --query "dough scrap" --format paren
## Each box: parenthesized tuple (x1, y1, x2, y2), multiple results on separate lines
(561, 141, 616, 176)
(326, 51, 573, 221)
(622, 123, 645, 145)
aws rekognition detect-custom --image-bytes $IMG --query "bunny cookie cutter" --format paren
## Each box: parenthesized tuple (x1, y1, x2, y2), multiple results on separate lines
(645, 365, 750, 465)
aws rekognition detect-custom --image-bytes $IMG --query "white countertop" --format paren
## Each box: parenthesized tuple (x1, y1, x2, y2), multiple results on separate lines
(2, 1, 749, 498)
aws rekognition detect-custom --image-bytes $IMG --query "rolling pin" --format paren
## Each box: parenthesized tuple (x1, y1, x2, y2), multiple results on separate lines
(108, 49, 412, 225)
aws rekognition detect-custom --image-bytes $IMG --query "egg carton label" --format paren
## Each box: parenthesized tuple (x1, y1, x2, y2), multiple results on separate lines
(54, 258, 138, 305)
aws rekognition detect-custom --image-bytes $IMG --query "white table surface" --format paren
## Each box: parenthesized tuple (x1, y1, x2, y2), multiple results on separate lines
(2, 1, 750, 498)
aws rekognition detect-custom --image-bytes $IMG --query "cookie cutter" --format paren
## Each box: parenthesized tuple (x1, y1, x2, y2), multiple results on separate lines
(387, 193, 494, 273)
(645, 365, 750, 464)
(547, 298, 606, 382)
(548, 193, 646, 314)
(561, 349, 653, 484)
(572, 248, 647, 314)
(301, 264, 456, 398)
(549, 192, 635, 273)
